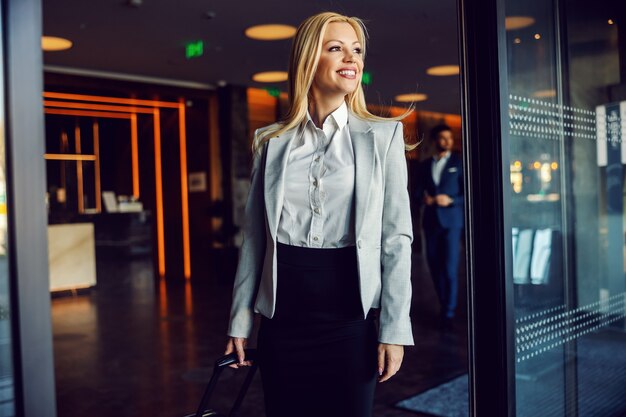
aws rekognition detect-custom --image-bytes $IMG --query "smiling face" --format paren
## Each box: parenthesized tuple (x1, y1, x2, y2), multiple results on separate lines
(311, 22, 363, 102)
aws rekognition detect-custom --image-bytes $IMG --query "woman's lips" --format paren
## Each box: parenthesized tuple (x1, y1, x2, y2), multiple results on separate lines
(337, 69, 357, 79)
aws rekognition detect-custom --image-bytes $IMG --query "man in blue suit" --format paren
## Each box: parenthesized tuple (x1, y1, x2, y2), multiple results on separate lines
(416, 125, 464, 324)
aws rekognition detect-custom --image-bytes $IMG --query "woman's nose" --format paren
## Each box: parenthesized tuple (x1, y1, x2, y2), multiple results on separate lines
(344, 51, 355, 62)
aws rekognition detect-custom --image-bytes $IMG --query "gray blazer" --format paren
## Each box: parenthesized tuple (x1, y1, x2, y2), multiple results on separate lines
(227, 113, 414, 346)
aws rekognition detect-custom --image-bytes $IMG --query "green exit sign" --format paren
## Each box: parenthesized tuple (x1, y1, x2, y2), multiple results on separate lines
(361, 71, 372, 86)
(185, 41, 204, 59)
(266, 87, 281, 97)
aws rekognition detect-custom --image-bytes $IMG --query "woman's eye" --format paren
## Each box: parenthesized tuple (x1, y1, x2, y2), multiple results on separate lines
(329, 46, 341, 52)
(354, 48, 363, 54)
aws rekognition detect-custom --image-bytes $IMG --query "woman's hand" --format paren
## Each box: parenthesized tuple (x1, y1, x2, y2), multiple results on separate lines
(377, 343, 404, 382)
(225, 337, 252, 369)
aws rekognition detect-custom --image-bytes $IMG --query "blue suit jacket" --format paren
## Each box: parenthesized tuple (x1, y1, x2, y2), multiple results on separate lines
(416, 152, 464, 230)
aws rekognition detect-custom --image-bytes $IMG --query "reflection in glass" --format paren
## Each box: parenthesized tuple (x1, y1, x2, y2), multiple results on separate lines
(0, 7, 16, 416)
(502, 0, 626, 415)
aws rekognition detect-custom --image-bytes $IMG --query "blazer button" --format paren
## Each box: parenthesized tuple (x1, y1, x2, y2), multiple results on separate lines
(357, 240, 362, 249)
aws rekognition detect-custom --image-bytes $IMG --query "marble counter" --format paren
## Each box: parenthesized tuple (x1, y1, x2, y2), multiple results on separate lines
(48, 223, 97, 291)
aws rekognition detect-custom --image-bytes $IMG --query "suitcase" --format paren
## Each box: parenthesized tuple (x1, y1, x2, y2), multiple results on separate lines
(184, 349, 258, 417)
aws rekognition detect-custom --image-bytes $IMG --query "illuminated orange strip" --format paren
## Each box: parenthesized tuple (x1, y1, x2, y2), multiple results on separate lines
(178, 100, 191, 279)
(45, 153, 96, 161)
(44, 100, 154, 114)
(93, 121, 102, 213)
(45, 108, 131, 119)
(208, 95, 222, 234)
(43, 92, 179, 109)
(60, 132, 68, 191)
(184, 280, 193, 316)
(159, 277, 168, 318)
(154, 108, 166, 277)
(131, 113, 140, 199)
(75, 124, 84, 214)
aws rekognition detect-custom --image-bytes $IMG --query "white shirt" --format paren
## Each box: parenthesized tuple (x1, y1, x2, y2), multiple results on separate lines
(277, 102, 356, 248)
(431, 151, 451, 186)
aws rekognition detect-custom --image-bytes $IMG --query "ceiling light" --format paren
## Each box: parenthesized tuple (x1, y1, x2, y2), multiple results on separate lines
(245, 24, 297, 41)
(534, 33, 542, 40)
(395, 93, 428, 103)
(514, 38, 522, 44)
(608, 19, 615, 25)
(252, 71, 288, 82)
(533, 89, 556, 98)
(426, 65, 459, 76)
(42, 36, 73, 51)
(505, 16, 536, 30)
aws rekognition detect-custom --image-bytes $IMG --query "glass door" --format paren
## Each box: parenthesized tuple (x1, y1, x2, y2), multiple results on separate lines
(499, 0, 626, 415)
(0, 4, 16, 415)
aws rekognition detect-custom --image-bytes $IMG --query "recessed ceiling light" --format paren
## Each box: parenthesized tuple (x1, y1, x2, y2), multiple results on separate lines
(245, 24, 297, 41)
(395, 93, 428, 103)
(426, 65, 459, 76)
(534, 33, 542, 40)
(533, 89, 556, 98)
(252, 71, 288, 83)
(505, 16, 536, 30)
(42, 36, 73, 51)
(608, 19, 615, 25)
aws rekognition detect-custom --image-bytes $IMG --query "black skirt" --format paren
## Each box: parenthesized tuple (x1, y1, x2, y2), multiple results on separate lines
(257, 243, 378, 417)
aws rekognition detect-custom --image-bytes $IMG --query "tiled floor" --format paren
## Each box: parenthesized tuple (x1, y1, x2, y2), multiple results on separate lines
(52, 246, 468, 417)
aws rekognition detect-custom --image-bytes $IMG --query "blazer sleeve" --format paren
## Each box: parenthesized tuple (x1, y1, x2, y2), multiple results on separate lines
(227, 132, 267, 338)
(379, 122, 415, 345)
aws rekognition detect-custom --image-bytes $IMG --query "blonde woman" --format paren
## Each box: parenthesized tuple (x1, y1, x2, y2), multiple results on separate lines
(225, 11, 414, 417)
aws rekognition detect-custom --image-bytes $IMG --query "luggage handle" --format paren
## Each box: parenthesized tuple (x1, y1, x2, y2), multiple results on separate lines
(192, 349, 258, 417)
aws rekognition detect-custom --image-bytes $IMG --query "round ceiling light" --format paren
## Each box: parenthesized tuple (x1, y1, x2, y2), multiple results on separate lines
(42, 36, 73, 51)
(426, 65, 460, 76)
(395, 93, 428, 103)
(252, 71, 288, 83)
(245, 24, 297, 40)
(505, 16, 536, 30)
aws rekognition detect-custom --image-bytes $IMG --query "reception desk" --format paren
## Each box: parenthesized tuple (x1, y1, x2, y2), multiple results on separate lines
(47, 212, 152, 292)
(48, 223, 97, 292)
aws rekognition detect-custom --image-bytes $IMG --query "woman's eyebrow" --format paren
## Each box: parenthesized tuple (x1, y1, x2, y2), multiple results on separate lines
(324, 40, 361, 45)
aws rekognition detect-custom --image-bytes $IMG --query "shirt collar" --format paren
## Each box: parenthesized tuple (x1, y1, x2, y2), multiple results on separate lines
(433, 151, 451, 162)
(305, 101, 349, 130)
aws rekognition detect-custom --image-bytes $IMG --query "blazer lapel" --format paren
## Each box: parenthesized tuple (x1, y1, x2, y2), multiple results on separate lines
(438, 154, 456, 188)
(264, 128, 297, 239)
(349, 113, 375, 239)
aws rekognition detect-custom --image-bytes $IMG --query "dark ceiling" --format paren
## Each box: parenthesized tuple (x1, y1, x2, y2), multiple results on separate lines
(43, 0, 461, 115)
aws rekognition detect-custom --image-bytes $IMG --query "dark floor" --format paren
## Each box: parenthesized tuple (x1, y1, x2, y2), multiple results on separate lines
(51, 245, 468, 417)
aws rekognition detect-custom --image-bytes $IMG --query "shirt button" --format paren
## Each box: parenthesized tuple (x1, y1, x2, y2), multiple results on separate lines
(314, 156, 320, 162)
(313, 236, 319, 241)
(314, 207, 320, 214)
(313, 179, 318, 187)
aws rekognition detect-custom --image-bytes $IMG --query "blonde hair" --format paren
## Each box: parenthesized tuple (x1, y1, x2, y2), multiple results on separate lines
(254, 11, 414, 152)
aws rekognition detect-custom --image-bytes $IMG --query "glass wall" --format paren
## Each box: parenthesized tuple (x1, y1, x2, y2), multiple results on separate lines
(501, 0, 626, 415)
(0, 5, 16, 416)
